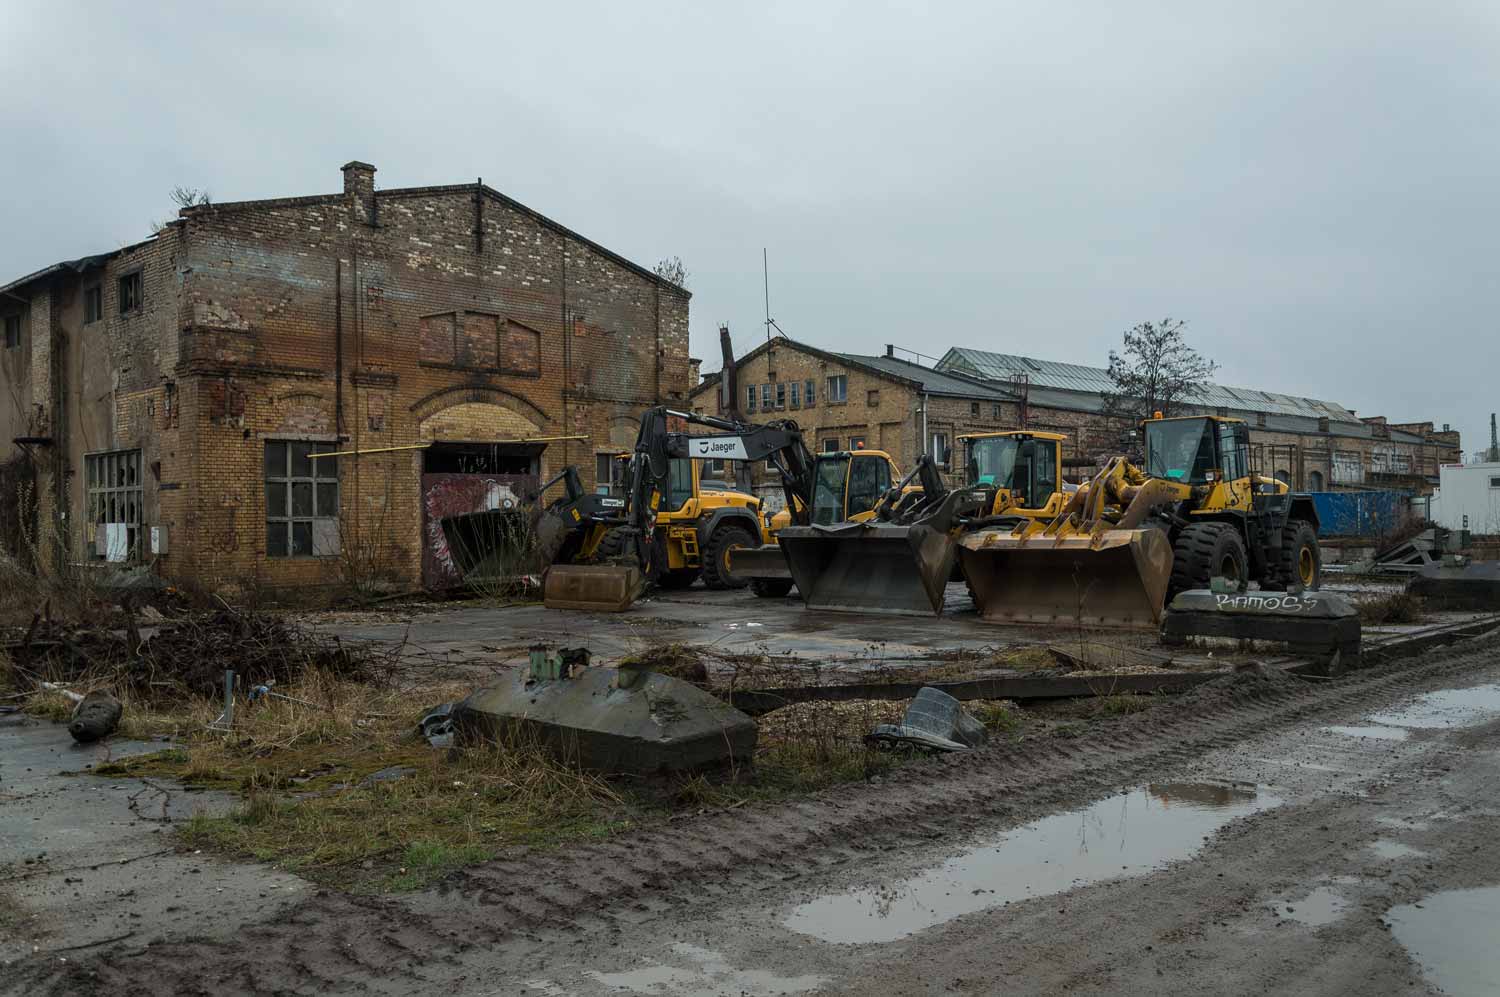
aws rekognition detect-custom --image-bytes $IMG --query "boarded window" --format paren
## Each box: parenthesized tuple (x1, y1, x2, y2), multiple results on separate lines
(265, 440, 340, 558)
(85, 449, 142, 562)
(84, 286, 102, 324)
(504, 320, 541, 375)
(2, 314, 18, 349)
(118, 272, 142, 313)
(419, 312, 457, 365)
(1331, 451, 1362, 484)
(867, 389, 880, 407)
(459, 313, 499, 368)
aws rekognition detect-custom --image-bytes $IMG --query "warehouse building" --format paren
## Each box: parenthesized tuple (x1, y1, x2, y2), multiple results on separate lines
(691, 337, 1459, 500)
(0, 161, 691, 594)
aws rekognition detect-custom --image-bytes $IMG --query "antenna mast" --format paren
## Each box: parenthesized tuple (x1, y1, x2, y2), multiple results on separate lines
(762, 247, 787, 343)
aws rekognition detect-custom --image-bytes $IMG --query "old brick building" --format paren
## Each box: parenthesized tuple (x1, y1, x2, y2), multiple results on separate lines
(936, 347, 1460, 494)
(689, 337, 1459, 502)
(0, 161, 690, 594)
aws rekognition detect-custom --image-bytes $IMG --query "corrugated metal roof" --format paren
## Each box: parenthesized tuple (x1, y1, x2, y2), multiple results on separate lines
(836, 353, 1010, 399)
(939, 347, 1362, 422)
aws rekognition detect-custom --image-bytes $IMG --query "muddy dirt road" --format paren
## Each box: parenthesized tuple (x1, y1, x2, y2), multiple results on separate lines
(13, 637, 1500, 996)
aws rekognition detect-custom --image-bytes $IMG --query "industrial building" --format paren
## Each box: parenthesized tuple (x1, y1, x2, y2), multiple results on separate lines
(0, 161, 691, 594)
(690, 337, 1459, 504)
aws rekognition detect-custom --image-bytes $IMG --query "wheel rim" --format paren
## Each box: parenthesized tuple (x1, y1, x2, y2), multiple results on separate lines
(723, 541, 745, 576)
(1298, 547, 1315, 585)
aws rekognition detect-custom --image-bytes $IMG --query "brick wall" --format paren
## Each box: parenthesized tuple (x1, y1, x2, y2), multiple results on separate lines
(0, 163, 689, 594)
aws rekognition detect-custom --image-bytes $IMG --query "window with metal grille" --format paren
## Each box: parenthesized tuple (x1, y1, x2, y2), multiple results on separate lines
(118, 272, 142, 314)
(85, 449, 142, 562)
(827, 375, 848, 403)
(84, 286, 103, 324)
(265, 441, 340, 558)
(804, 378, 816, 407)
(2, 314, 18, 349)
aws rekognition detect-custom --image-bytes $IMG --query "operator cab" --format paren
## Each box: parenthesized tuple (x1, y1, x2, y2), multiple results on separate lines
(1143, 416, 1250, 486)
(963, 432, 1063, 511)
(811, 451, 894, 525)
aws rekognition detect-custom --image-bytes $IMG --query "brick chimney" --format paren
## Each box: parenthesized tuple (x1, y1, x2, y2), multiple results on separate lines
(341, 161, 376, 197)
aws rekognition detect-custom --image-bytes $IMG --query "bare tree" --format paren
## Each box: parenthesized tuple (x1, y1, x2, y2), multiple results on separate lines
(1101, 318, 1217, 425)
(151, 186, 211, 233)
(653, 256, 688, 289)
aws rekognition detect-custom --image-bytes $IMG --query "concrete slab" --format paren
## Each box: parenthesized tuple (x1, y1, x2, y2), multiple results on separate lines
(0, 714, 306, 960)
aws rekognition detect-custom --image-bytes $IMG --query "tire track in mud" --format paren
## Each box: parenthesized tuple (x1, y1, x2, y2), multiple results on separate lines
(18, 639, 1500, 997)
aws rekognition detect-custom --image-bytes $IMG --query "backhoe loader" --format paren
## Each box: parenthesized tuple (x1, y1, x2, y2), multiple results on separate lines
(769, 431, 1070, 615)
(957, 414, 1321, 628)
(543, 406, 818, 611)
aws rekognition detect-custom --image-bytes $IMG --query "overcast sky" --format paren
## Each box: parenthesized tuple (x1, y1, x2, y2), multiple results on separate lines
(3, 2, 1497, 455)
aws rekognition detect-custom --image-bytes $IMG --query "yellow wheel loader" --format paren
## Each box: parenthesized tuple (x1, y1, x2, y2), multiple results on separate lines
(957, 414, 1322, 628)
(543, 406, 818, 612)
(730, 447, 906, 599)
(769, 431, 1071, 616)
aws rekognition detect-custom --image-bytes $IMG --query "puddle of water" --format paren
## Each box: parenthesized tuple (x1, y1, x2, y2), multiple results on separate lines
(1369, 840, 1428, 861)
(1366, 684, 1500, 730)
(784, 782, 1280, 945)
(1324, 725, 1410, 742)
(575, 943, 826, 995)
(1276, 886, 1347, 927)
(1388, 887, 1500, 995)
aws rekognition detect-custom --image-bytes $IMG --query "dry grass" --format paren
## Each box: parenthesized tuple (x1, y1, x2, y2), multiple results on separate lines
(1356, 590, 1427, 625)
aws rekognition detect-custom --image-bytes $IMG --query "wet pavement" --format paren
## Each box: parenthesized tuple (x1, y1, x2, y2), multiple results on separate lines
(0, 714, 306, 962)
(507, 657, 1500, 996)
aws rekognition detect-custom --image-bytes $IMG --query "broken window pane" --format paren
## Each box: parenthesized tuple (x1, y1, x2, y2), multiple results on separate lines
(291, 482, 313, 517)
(266, 522, 288, 557)
(291, 521, 313, 556)
(264, 442, 286, 478)
(290, 442, 314, 478)
(316, 482, 338, 517)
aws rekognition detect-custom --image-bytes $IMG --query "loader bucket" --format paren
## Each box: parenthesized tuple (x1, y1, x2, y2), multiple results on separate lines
(776, 521, 958, 616)
(729, 544, 793, 582)
(543, 563, 646, 612)
(957, 527, 1174, 628)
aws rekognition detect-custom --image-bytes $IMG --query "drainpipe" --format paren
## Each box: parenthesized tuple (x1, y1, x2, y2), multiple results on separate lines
(921, 392, 929, 458)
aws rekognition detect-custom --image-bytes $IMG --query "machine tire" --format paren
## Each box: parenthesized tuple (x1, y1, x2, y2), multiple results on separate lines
(658, 568, 701, 590)
(749, 578, 794, 598)
(1170, 522, 1249, 595)
(594, 527, 664, 584)
(1277, 519, 1321, 591)
(701, 523, 757, 590)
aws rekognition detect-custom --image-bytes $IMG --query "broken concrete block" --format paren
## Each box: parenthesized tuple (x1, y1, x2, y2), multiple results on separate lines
(452, 664, 756, 774)
(68, 691, 123, 743)
(865, 687, 989, 753)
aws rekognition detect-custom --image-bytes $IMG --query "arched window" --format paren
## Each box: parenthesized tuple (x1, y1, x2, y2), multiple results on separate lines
(1275, 469, 1291, 486)
(1308, 470, 1324, 491)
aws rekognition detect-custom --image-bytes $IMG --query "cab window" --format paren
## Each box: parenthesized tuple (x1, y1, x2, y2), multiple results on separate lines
(968, 437, 1018, 488)
(663, 457, 695, 511)
(847, 455, 892, 517)
(812, 456, 850, 525)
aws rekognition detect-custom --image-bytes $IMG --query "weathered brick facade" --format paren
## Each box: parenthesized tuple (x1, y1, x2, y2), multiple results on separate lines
(0, 161, 690, 594)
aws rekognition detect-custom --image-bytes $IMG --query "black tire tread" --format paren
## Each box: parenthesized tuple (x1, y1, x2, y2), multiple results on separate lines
(701, 523, 757, 590)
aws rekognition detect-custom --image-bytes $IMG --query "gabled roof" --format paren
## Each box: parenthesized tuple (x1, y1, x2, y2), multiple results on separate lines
(181, 181, 688, 298)
(833, 352, 1009, 399)
(690, 336, 1011, 401)
(939, 347, 1360, 422)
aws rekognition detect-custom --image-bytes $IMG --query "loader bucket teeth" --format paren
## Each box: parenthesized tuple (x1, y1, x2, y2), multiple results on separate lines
(776, 522, 956, 616)
(542, 564, 646, 612)
(957, 527, 1174, 628)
